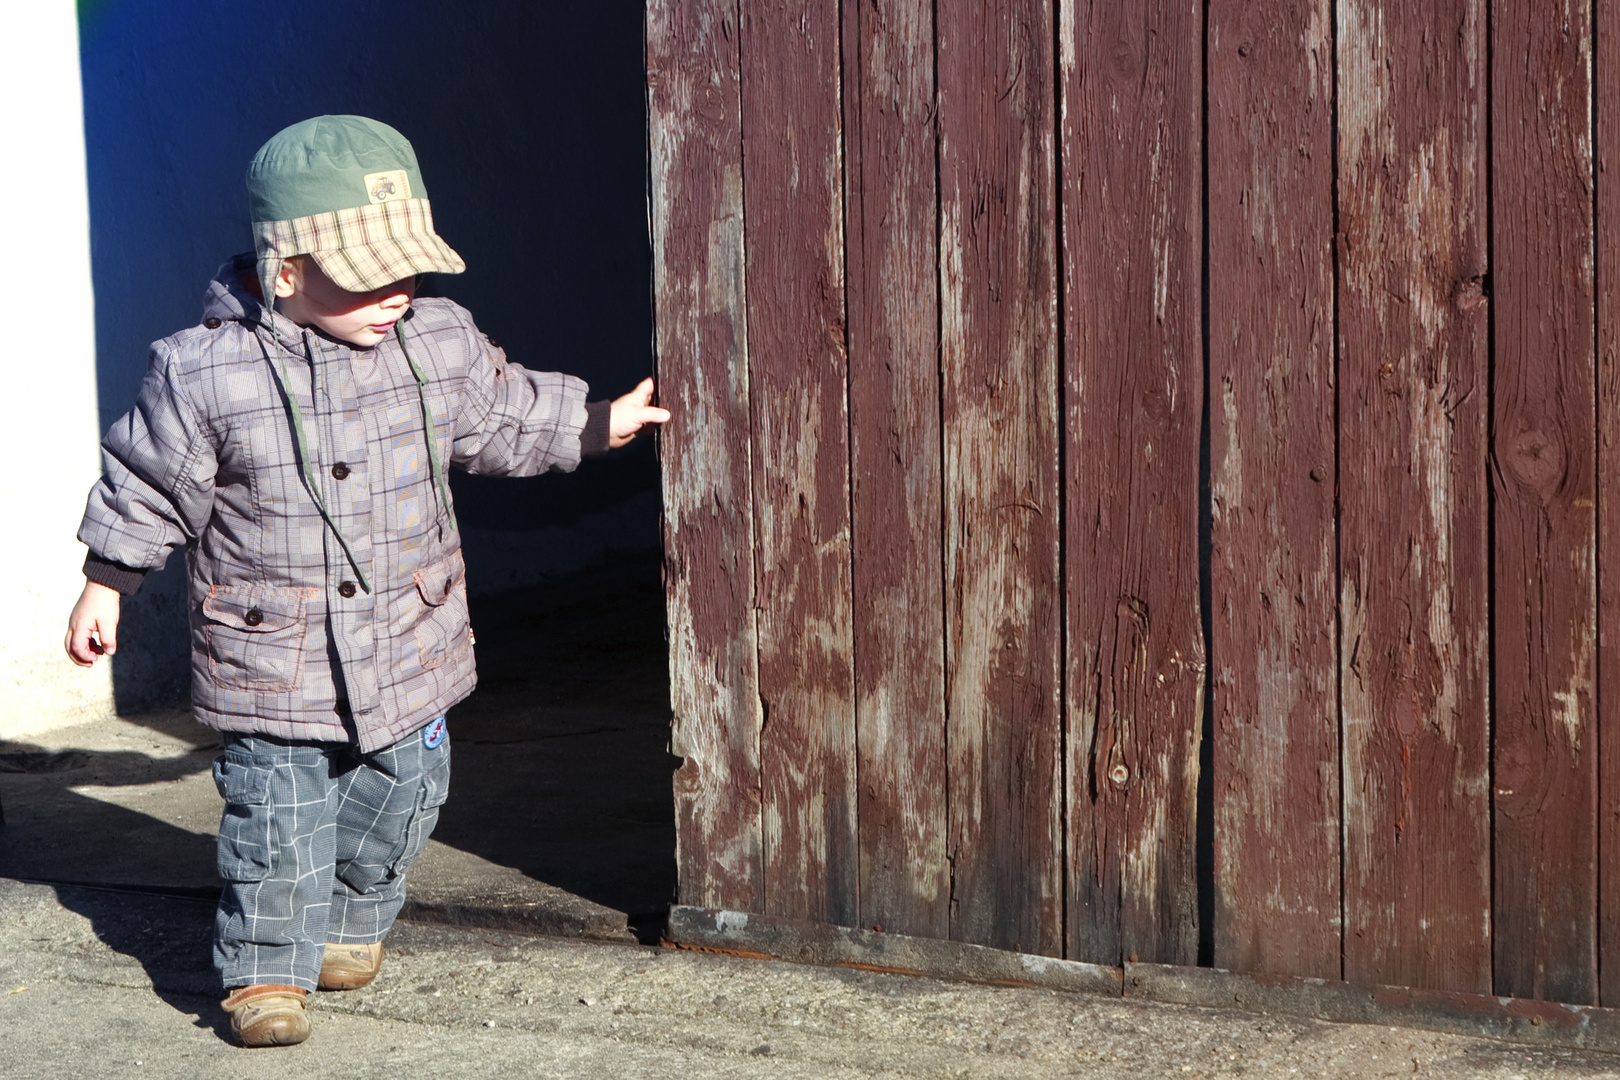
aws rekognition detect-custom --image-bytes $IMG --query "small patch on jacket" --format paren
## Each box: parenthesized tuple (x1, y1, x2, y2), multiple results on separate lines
(422, 715, 447, 749)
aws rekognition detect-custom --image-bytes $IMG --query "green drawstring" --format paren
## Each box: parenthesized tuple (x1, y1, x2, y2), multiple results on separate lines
(394, 321, 458, 533)
(259, 329, 373, 594)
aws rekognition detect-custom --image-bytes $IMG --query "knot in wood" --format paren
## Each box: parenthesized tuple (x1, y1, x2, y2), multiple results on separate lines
(1109, 763, 1130, 786)
(1503, 428, 1565, 497)
(1452, 275, 1487, 312)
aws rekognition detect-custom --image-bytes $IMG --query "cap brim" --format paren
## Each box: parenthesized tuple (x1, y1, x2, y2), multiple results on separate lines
(310, 232, 466, 293)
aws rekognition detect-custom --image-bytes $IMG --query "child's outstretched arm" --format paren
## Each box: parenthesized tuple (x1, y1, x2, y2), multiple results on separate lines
(65, 580, 121, 667)
(608, 378, 671, 448)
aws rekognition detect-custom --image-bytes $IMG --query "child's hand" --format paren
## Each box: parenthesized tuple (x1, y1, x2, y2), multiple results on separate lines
(65, 581, 121, 667)
(609, 378, 672, 449)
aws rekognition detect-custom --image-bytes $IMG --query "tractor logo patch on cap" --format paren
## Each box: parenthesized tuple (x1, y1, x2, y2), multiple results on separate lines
(422, 715, 447, 749)
(365, 170, 412, 204)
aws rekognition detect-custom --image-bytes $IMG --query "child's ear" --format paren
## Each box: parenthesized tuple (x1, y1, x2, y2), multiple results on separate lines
(274, 257, 302, 299)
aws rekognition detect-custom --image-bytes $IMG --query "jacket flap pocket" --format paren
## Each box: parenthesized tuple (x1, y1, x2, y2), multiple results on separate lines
(413, 554, 465, 607)
(203, 587, 308, 632)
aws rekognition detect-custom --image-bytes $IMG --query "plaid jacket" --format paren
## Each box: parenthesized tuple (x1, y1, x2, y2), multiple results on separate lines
(79, 258, 590, 750)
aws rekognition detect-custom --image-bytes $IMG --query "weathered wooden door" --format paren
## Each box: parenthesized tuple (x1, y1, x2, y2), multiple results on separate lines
(648, 0, 1620, 1008)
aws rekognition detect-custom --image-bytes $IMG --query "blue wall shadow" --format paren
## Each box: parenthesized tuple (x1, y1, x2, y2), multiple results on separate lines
(78, 0, 657, 711)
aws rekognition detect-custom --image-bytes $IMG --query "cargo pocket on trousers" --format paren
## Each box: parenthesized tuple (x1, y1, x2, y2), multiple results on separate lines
(203, 585, 315, 692)
(389, 749, 452, 879)
(212, 757, 277, 882)
(334, 743, 451, 897)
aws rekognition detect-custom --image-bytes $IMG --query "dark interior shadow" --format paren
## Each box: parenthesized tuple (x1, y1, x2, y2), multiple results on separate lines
(445, 550, 678, 927)
(63, 0, 676, 951)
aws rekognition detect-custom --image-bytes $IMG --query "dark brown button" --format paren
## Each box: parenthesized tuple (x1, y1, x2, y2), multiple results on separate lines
(204, 317, 222, 329)
(444, 577, 453, 593)
(487, 337, 501, 349)
(331, 462, 350, 480)
(243, 608, 263, 626)
(338, 582, 357, 598)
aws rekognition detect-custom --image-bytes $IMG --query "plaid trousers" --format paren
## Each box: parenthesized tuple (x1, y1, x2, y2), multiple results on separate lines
(211, 720, 450, 991)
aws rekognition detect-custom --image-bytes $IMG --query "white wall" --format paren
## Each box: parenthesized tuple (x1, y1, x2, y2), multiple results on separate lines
(0, 3, 116, 736)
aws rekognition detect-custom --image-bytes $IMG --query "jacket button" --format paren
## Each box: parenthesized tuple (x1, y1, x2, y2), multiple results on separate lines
(331, 462, 350, 480)
(243, 608, 263, 626)
(338, 582, 357, 598)
(444, 577, 453, 593)
(487, 337, 502, 349)
(204, 317, 222, 329)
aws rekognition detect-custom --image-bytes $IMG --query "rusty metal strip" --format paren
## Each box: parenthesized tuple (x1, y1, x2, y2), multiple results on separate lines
(667, 906, 1120, 995)
(669, 905, 1620, 1052)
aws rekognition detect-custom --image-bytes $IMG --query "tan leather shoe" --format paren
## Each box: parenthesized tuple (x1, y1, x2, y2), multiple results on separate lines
(221, 984, 310, 1047)
(318, 941, 383, 991)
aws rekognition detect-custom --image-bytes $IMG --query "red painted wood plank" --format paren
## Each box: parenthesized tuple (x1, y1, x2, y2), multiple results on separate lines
(1337, 0, 1491, 992)
(937, 0, 1063, 957)
(738, 0, 859, 926)
(1206, 0, 1339, 980)
(647, 0, 764, 911)
(1063, 0, 1206, 966)
(1598, 0, 1620, 1011)
(843, 0, 949, 937)
(1491, 0, 1599, 1005)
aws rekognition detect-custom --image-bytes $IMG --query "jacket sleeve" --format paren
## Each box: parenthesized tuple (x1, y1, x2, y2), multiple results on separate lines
(77, 344, 217, 586)
(450, 331, 595, 477)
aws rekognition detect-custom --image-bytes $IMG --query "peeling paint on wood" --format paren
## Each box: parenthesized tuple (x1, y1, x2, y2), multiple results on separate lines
(1207, 0, 1339, 981)
(1337, 0, 1492, 993)
(1491, 0, 1599, 1005)
(1064, 0, 1205, 967)
(648, 0, 764, 911)
(843, 0, 949, 938)
(651, 0, 1619, 1011)
(939, 0, 1063, 957)
(739, 0, 859, 926)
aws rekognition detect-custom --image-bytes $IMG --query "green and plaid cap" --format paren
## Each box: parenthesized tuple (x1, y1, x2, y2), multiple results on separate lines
(247, 115, 465, 304)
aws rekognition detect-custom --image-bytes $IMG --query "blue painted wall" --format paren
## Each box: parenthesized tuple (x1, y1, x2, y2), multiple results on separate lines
(78, 0, 656, 710)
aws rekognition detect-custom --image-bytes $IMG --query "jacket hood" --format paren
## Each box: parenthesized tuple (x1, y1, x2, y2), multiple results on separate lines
(204, 255, 307, 349)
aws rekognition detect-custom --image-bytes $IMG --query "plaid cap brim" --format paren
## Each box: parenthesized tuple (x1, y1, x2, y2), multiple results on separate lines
(254, 197, 465, 294)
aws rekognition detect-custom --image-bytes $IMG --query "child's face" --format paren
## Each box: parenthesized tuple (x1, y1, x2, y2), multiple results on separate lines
(275, 257, 416, 348)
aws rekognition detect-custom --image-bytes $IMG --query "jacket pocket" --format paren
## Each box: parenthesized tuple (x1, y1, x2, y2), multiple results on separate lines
(212, 756, 277, 882)
(203, 585, 315, 692)
(412, 553, 471, 671)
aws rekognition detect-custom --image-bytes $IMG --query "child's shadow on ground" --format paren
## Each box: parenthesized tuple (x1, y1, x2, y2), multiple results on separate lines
(0, 738, 230, 1036)
(51, 880, 227, 1038)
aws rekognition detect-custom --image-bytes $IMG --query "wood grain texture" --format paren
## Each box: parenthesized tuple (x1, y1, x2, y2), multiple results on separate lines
(1599, 0, 1620, 1011)
(937, 0, 1063, 957)
(843, 0, 949, 937)
(1491, 0, 1598, 1004)
(739, 0, 859, 926)
(1063, 0, 1206, 967)
(1206, 0, 1339, 980)
(647, 0, 764, 911)
(1337, 0, 1491, 992)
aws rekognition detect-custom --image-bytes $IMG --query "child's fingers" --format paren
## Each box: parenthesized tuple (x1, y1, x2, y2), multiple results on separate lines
(97, 617, 118, 656)
(65, 622, 98, 667)
(635, 377, 656, 406)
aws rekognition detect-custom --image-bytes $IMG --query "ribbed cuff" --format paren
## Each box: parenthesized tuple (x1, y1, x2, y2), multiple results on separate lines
(83, 554, 147, 595)
(582, 399, 611, 458)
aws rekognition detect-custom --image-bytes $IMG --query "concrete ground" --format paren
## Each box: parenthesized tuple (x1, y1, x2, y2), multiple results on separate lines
(4, 556, 1620, 1076)
(4, 878, 1619, 1079)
